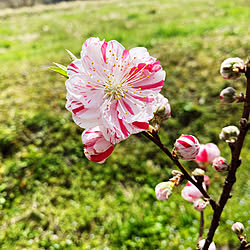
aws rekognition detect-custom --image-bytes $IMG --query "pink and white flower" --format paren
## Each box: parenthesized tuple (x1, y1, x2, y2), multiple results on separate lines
(174, 135, 200, 161)
(66, 37, 166, 144)
(193, 198, 209, 211)
(82, 126, 115, 163)
(181, 181, 205, 202)
(212, 156, 228, 172)
(195, 143, 220, 164)
(155, 181, 174, 201)
(198, 239, 216, 250)
(232, 222, 244, 235)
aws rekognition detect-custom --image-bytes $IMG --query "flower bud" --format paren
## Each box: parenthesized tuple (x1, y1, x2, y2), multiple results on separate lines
(232, 222, 244, 235)
(219, 125, 240, 143)
(198, 239, 216, 250)
(152, 93, 171, 127)
(196, 143, 220, 164)
(220, 87, 237, 103)
(181, 181, 205, 203)
(212, 156, 228, 172)
(193, 198, 209, 212)
(192, 168, 205, 176)
(82, 126, 115, 164)
(174, 135, 200, 161)
(155, 181, 174, 201)
(220, 57, 244, 80)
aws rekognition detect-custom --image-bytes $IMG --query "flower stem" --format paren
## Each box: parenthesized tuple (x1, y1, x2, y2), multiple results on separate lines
(203, 60, 250, 250)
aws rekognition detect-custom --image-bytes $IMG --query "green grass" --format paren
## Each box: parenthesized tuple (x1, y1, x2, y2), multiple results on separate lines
(0, 0, 249, 249)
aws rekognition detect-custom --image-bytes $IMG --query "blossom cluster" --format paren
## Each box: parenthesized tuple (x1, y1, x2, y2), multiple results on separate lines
(65, 37, 168, 163)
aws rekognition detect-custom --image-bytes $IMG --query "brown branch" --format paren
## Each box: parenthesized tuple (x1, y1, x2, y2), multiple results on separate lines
(199, 211, 204, 241)
(142, 131, 217, 210)
(203, 61, 250, 249)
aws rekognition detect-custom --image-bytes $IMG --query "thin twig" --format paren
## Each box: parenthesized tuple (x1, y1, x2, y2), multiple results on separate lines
(142, 131, 217, 210)
(203, 61, 250, 249)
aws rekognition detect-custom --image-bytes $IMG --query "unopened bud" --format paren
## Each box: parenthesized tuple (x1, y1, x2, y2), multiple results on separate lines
(212, 157, 228, 172)
(220, 87, 237, 103)
(155, 181, 174, 201)
(232, 222, 244, 235)
(220, 57, 244, 80)
(219, 125, 240, 143)
(192, 168, 205, 176)
(193, 198, 209, 212)
(172, 170, 183, 176)
(174, 135, 200, 161)
(152, 94, 171, 127)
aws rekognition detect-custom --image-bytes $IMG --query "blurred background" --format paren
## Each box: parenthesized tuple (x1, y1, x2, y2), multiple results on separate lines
(0, 0, 249, 249)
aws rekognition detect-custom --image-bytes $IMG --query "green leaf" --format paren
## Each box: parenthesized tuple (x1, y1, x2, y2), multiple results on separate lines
(53, 62, 67, 71)
(65, 49, 78, 61)
(48, 66, 68, 78)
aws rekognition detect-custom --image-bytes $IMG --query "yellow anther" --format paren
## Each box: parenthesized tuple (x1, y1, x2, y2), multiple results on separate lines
(125, 67, 127, 69)
(143, 96, 145, 98)
(136, 67, 138, 69)
(93, 86, 96, 89)
(116, 58, 118, 60)
(107, 104, 109, 107)
(121, 56, 124, 58)
(139, 91, 142, 93)
(91, 62, 94, 65)
(118, 65, 120, 67)
(108, 76, 110, 78)
(136, 89, 138, 91)
(125, 112, 127, 114)
(120, 69, 123, 71)
(109, 50, 111, 52)
(113, 64, 116, 67)
(93, 68, 96, 71)
(124, 60, 126, 63)
(106, 57, 109, 60)
(88, 81, 90, 84)
(97, 79, 100, 82)
(126, 90, 128, 93)
(106, 61, 108, 64)
(102, 97, 105, 100)
(108, 92, 111, 95)
(134, 57, 136, 59)
(147, 75, 149, 78)
(123, 94, 126, 97)
(142, 106, 144, 109)
(144, 104, 147, 106)
(134, 103, 136, 105)
(118, 96, 121, 99)
(139, 88, 141, 90)
(90, 73, 92, 76)
(139, 77, 142, 79)
(121, 65, 124, 67)
(142, 70, 144, 73)
(133, 92, 135, 94)
(142, 75, 145, 77)
(105, 85, 108, 88)
(104, 69, 106, 71)
(112, 53, 114, 56)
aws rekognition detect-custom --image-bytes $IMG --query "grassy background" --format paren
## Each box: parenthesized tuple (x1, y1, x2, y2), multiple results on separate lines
(0, 0, 249, 249)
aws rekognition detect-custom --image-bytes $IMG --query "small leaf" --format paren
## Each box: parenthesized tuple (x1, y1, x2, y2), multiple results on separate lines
(66, 49, 78, 61)
(48, 66, 68, 78)
(53, 62, 67, 71)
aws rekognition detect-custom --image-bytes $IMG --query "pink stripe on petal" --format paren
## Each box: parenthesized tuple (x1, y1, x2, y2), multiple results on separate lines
(177, 140, 192, 148)
(183, 135, 196, 143)
(132, 121, 149, 130)
(122, 100, 134, 115)
(131, 95, 154, 103)
(122, 49, 129, 61)
(90, 146, 114, 163)
(135, 80, 164, 90)
(72, 105, 85, 115)
(101, 41, 108, 63)
(118, 118, 130, 137)
(68, 62, 79, 70)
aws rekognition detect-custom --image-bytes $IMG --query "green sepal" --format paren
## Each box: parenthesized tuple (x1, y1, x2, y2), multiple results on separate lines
(48, 65, 68, 78)
(65, 49, 78, 61)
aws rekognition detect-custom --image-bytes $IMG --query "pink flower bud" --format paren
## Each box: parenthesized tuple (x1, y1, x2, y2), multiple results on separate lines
(220, 87, 237, 103)
(193, 198, 209, 211)
(82, 126, 115, 164)
(155, 181, 174, 200)
(181, 181, 205, 202)
(204, 175, 211, 187)
(212, 157, 228, 172)
(195, 143, 220, 163)
(174, 135, 200, 161)
(220, 57, 244, 80)
(198, 239, 216, 250)
(232, 222, 244, 235)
